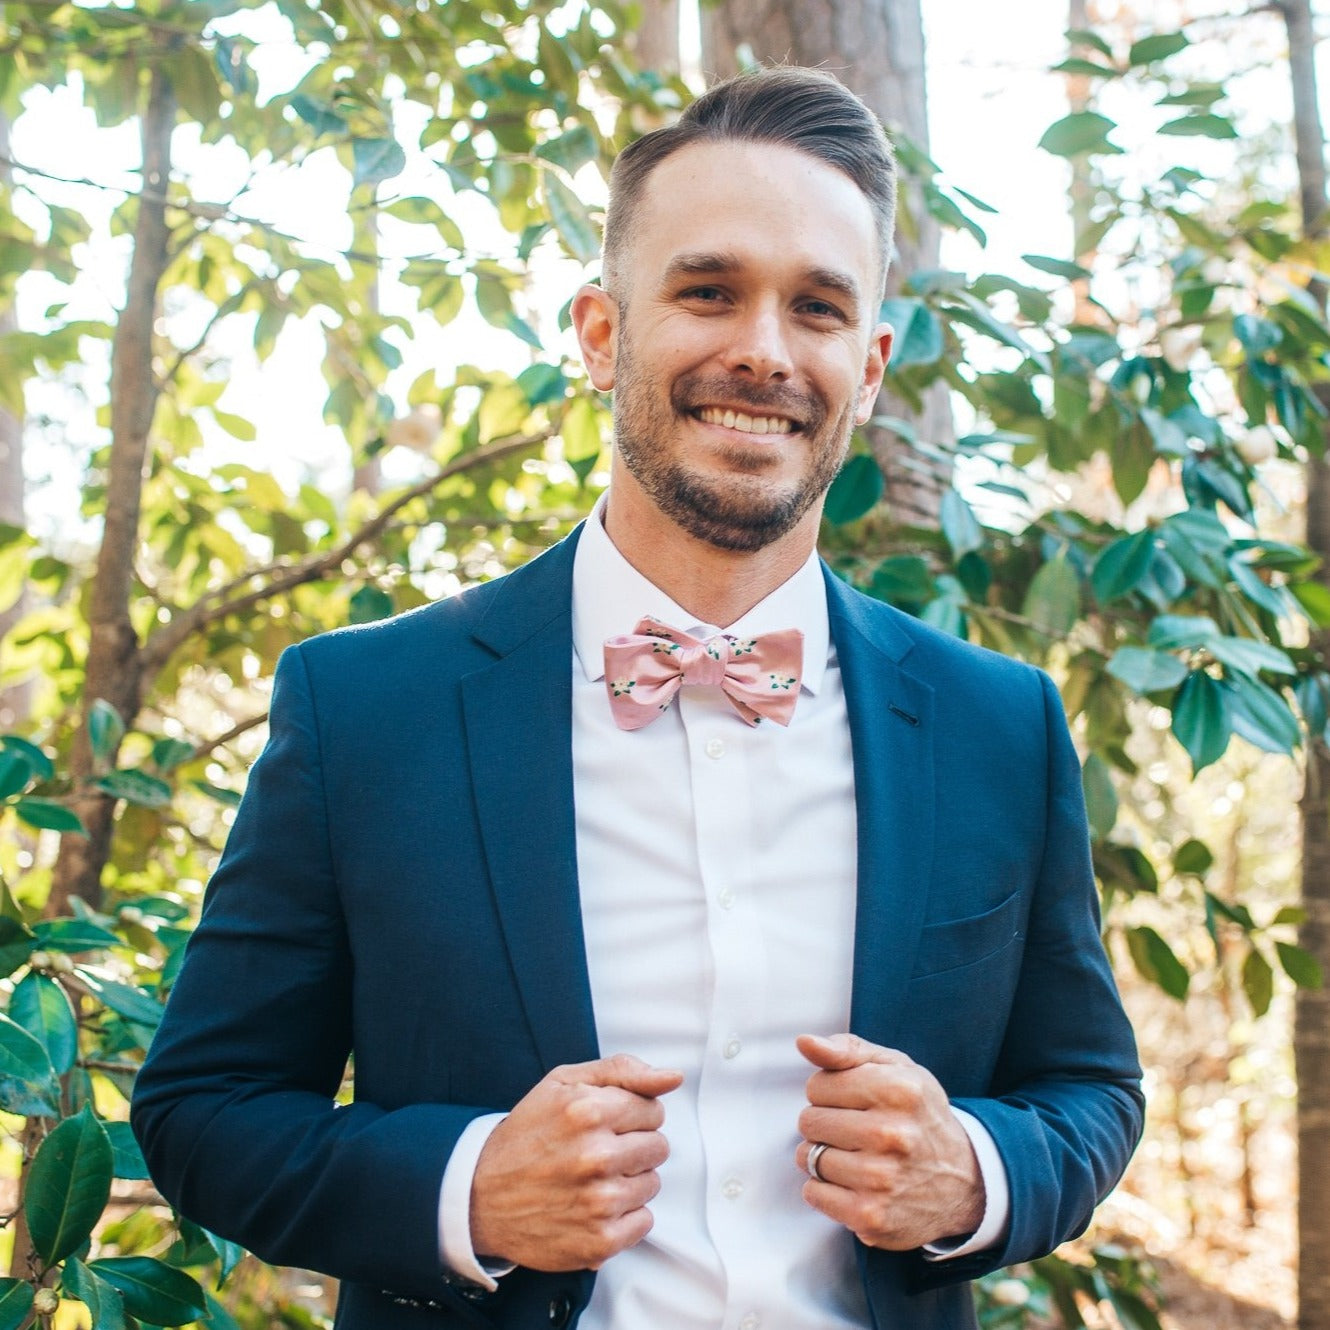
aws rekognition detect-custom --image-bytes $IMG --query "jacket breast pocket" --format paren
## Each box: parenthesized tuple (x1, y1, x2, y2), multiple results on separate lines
(909, 888, 1025, 979)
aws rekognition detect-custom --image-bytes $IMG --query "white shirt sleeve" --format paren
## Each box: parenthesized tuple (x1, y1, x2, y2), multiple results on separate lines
(922, 1108, 1010, 1260)
(437, 1113, 516, 1290)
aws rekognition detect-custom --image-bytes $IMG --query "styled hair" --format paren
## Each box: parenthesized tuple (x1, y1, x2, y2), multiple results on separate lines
(602, 66, 897, 296)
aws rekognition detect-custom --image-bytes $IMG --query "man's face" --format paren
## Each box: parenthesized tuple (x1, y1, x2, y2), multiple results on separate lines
(578, 140, 892, 554)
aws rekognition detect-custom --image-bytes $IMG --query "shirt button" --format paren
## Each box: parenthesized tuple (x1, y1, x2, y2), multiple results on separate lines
(740, 1316, 760, 1330)
(705, 737, 726, 759)
(723, 1036, 742, 1059)
(722, 1177, 744, 1199)
(717, 888, 735, 910)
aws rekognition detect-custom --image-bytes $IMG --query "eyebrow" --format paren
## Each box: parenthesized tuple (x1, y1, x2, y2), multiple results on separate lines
(662, 251, 864, 312)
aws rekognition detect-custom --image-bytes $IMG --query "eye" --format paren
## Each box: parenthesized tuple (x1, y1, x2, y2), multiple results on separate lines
(681, 285, 730, 305)
(799, 298, 846, 321)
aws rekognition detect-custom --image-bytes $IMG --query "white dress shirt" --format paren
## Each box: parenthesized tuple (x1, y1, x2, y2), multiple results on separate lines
(439, 500, 1009, 1326)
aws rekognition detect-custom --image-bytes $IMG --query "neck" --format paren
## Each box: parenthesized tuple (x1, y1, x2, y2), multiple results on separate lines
(601, 471, 820, 628)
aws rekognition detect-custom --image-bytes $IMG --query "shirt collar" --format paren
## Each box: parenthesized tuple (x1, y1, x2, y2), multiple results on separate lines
(571, 492, 830, 694)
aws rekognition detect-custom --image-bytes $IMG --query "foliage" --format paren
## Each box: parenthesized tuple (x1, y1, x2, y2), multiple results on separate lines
(975, 1245, 1164, 1330)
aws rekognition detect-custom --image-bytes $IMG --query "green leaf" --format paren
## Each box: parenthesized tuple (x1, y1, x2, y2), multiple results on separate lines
(882, 298, 943, 368)
(87, 699, 125, 766)
(517, 363, 568, 408)
(92, 769, 173, 810)
(1276, 941, 1323, 989)
(104, 1121, 150, 1181)
(1091, 529, 1156, 603)
(1106, 647, 1188, 695)
(1234, 313, 1283, 355)
(536, 125, 599, 176)
(1292, 580, 1330, 628)
(1126, 925, 1189, 998)
(31, 919, 120, 953)
(351, 138, 406, 188)
(1207, 636, 1296, 678)
(1051, 57, 1118, 78)
(1173, 838, 1214, 875)
(1128, 31, 1189, 65)
(940, 491, 984, 559)
(1022, 555, 1081, 639)
(1081, 754, 1117, 840)
(151, 738, 195, 773)
(1147, 613, 1219, 649)
(1171, 671, 1230, 773)
(543, 171, 600, 264)
(1159, 113, 1238, 139)
(823, 455, 883, 525)
(0, 1280, 33, 1330)
(1038, 111, 1119, 157)
(870, 555, 934, 604)
(1243, 946, 1274, 1017)
(0, 737, 53, 783)
(0, 917, 35, 980)
(0, 1011, 59, 1114)
(348, 586, 394, 625)
(0, 750, 31, 800)
(191, 780, 242, 809)
(75, 972, 163, 1029)
(1223, 675, 1301, 755)
(25, 1105, 114, 1265)
(14, 799, 87, 835)
(1022, 253, 1092, 281)
(10, 974, 78, 1074)
(1067, 26, 1114, 57)
(1272, 905, 1307, 926)
(64, 1257, 126, 1330)
(88, 1258, 207, 1326)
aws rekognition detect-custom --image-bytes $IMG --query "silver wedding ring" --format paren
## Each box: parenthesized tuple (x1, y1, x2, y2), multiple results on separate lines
(806, 1141, 830, 1182)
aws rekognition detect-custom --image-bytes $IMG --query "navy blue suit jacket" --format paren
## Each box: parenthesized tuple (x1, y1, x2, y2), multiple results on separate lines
(132, 526, 1143, 1330)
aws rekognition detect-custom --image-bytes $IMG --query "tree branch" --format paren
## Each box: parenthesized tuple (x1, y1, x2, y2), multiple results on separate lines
(189, 712, 269, 763)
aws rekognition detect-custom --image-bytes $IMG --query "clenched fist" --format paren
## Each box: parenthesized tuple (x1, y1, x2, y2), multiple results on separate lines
(471, 1053, 683, 1271)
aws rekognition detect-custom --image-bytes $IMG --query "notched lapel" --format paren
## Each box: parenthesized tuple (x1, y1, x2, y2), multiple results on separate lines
(825, 572, 937, 1049)
(462, 533, 599, 1072)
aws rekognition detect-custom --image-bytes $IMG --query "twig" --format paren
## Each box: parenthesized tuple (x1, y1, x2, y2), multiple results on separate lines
(190, 712, 269, 762)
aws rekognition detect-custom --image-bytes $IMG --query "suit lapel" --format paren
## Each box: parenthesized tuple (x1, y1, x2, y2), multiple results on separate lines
(462, 530, 600, 1072)
(824, 570, 937, 1047)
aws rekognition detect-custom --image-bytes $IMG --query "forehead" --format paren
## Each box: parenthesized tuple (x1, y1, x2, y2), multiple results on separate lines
(624, 140, 880, 301)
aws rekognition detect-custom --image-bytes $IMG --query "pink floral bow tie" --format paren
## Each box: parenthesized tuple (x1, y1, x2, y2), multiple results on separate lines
(603, 616, 804, 731)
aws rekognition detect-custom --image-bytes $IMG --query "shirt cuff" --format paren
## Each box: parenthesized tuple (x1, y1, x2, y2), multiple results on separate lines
(922, 1107, 1010, 1260)
(438, 1113, 516, 1290)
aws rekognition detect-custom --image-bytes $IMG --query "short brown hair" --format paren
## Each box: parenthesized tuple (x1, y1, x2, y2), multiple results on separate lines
(602, 66, 896, 297)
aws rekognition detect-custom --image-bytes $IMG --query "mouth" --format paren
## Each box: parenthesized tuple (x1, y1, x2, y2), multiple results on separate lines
(693, 406, 798, 437)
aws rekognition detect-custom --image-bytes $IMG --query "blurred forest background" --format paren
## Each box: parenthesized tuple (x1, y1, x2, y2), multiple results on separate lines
(2, 0, 1330, 1326)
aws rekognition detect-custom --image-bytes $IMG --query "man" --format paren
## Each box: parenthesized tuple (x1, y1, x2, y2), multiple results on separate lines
(133, 67, 1143, 1330)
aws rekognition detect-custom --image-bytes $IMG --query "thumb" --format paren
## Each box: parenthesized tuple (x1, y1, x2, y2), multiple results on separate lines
(796, 1032, 903, 1071)
(559, 1052, 684, 1097)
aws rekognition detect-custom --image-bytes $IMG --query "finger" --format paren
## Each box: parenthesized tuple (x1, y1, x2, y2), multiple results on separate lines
(803, 1062, 930, 1112)
(555, 1053, 685, 1097)
(796, 1032, 911, 1073)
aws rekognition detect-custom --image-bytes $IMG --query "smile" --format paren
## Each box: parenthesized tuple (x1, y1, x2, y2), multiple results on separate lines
(695, 407, 796, 436)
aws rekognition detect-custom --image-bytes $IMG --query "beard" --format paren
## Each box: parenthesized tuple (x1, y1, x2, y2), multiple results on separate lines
(611, 333, 857, 553)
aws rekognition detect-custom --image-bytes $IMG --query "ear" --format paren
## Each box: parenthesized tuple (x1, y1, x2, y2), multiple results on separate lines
(572, 284, 619, 391)
(854, 322, 894, 425)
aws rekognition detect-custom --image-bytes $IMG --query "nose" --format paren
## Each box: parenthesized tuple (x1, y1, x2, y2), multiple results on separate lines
(722, 303, 793, 382)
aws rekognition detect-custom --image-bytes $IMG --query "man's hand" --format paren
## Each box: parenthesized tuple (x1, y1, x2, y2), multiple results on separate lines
(470, 1053, 683, 1272)
(794, 1033, 984, 1251)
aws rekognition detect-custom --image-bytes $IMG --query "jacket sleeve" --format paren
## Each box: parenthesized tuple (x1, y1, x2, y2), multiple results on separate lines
(906, 668, 1145, 1290)
(131, 645, 489, 1308)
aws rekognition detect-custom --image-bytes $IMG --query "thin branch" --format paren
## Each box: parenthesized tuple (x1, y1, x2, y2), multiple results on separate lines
(138, 426, 557, 675)
(190, 712, 269, 762)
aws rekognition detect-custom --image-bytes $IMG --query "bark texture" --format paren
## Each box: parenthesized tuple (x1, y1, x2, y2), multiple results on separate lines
(633, 0, 681, 76)
(700, 0, 952, 525)
(1277, 2, 1330, 1327)
(49, 66, 176, 914)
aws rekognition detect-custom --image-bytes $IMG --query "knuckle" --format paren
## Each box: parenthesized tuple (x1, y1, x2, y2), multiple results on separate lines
(563, 1092, 605, 1132)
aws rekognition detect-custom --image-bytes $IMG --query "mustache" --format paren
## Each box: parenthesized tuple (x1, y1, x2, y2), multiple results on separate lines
(671, 375, 823, 427)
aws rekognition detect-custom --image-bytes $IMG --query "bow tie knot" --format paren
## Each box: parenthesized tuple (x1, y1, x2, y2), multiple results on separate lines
(604, 616, 804, 731)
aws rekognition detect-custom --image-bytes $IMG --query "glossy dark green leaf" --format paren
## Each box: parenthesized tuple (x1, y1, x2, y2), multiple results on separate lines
(15, 798, 87, 835)
(1106, 647, 1188, 695)
(1126, 926, 1189, 998)
(1128, 31, 1189, 64)
(74, 972, 163, 1029)
(1051, 57, 1118, 78)
(0, 1279, 33, 1330)
(10, 974, 78, 1074)
(1242, 946, 1274, 1017)
(823, 455, 883, 526)
(150, 738, 195, 773)
(0, 917, 35, 980)
(1234, 313, 1283, 356)
(0, 751, 30, 800)
(87, 1258, 206, 1326)
(351, 137, 406, 188)
(32, 919, 120, 953)
(1223, 675, 1301, 755)
(1067, 26, 1114, 57)
(92, 769, 172, 810)
(882, 297, 943, 368)
(869, 555, 934, 604)
(1022, 555, 1080, 639)
(1276, 942, 1323, 990)
(1296, 675, 1330, 735)
(348, 586, 394, 625)
(1171, 671, 1230, 773)
(87, 700, 125, 766)
(0, 737, 53, 783)
(25, 1105, 113, 1264)
(0, 1010, 59, 1114)
(1173, 838, 1214, 876)
(1081, 754, 1117, 841)
(1207, 636, 1295, 678)
(1147, 613, 1218, 649)
(1159, 113, 1237, 139)
(1091, 529, 1155, 603)
(1022, 253, 1092, 281)
(64, 1256, 126, 1330)
(940, 491, 984, 559)
(1038, 111, 1119, 157)
(536, 125, 598, 176)
(517, 363, 568, 408)
(104, 1121, 150, 1180)
(543, 171, 599, 264)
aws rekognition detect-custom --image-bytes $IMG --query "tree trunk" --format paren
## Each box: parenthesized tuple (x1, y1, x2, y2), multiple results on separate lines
(633, 0, 681, 76)
(699, 0, 952, 526)
(49, 66, 175, 915)
(1276, 2, 1330, 1327)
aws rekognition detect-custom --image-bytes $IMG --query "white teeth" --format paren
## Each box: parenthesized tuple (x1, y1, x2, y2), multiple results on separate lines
(698, 407, 793, 435)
